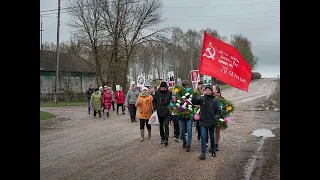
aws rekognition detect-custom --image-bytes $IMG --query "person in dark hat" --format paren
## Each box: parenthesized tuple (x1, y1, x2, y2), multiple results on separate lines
(153, 81, 172, 146)
(192, 85, 221, 160)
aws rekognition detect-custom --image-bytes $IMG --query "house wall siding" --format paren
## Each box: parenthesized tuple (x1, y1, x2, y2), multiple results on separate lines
(40, 71, 96, 94)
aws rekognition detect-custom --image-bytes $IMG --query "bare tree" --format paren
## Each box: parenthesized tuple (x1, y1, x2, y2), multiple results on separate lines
(230, 34, 258, 70)
(182, 29, 201, 71)
(42, 41, 71, 52)
(67, 0, 104, 86)
(64, 0, 260, 92)
(150, 42, 167, 79)
(119, 0, 166, 89)
(137, 44, 152, 76)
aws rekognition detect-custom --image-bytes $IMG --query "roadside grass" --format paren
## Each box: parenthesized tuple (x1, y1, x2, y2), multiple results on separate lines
(40, 101, 87, 107)
(40, 111, 56, 120)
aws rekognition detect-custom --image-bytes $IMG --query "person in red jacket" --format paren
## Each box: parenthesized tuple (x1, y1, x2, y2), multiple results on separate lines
(103, 86, 113, 117)
(115, 87, 126, 115)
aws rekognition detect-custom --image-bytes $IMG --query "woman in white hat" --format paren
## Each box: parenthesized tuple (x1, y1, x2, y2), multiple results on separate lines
(135, 87, 153, 141)
(102, 86, 113, 117)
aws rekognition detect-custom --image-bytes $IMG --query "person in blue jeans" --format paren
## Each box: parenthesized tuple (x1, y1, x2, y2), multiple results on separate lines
(179, 116, 193, 152)
(192, 85, 221, 160)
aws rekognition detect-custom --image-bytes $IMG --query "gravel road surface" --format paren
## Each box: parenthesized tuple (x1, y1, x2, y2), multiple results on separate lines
(40, 79, 280, 180)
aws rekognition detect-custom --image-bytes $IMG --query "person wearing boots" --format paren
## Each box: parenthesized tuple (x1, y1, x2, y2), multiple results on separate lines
(153, 82, 172, 146)
(90, 88, 102, 118)
(135, 87, 153, 142)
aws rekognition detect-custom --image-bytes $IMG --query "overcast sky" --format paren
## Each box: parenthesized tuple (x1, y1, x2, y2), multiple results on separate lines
(40, 0, 280, 78)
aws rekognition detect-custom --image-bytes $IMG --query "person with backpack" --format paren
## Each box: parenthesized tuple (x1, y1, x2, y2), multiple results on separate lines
(153, 82, 172, 146)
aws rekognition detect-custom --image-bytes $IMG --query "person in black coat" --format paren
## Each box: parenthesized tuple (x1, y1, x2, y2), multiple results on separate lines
(85, 84, 94, 114)
(192, 85, 221, 160)
(153, 82, 172, 146)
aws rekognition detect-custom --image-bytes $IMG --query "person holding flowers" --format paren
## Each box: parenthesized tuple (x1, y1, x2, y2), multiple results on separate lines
(178, 80, 194, 152)
(192, 85, 221, 160)
(169, 80, 200, 152)
(213, 85, 234, 151)
(170, 94, 180, 142)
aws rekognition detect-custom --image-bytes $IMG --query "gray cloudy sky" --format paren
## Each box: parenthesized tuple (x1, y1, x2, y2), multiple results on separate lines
(40, 0, 280, 77)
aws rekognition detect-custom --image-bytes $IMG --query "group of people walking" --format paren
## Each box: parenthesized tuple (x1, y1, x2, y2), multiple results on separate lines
(86, 85, 126, 118)
(86, 79, 223, 160)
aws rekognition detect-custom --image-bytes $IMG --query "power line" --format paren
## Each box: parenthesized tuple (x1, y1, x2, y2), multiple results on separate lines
(41, 8, 279, 17)
(40, 0, 280, 13)
(174, 10, 280, 18)
(166, 16, 279, 22)
(49, 15, 279, 24)
(215, 25, 280, 31)
(164, 0, 280, 8)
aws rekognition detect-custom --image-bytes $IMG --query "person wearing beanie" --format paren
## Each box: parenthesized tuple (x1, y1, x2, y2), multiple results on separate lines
(192, 84, 221, 160)
(159, 81, 167, 88)
(135, 87, 153, 142)
(195, 85, 209, 147)
(153, 81, 172, 146)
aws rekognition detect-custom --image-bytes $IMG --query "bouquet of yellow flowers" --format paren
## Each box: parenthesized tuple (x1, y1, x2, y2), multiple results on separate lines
(216, 98, 235, 129)
(169, 86, 201, 120)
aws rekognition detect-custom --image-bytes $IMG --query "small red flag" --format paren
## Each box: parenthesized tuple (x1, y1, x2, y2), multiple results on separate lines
(199, 31, 252, 92)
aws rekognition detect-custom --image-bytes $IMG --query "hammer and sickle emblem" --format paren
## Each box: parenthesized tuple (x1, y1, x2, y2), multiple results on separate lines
(202, 45, 216, 60)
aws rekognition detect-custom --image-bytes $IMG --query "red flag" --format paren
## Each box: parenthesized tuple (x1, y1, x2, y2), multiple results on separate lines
(199, 31, 252, 92)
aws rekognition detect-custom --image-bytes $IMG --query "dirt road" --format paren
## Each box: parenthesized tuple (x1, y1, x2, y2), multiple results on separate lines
(40, 79, 280, 180)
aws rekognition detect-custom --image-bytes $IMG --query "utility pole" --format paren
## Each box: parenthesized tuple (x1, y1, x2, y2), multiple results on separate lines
(40, 15, 43, 68)
(54, 0, 61, 104)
